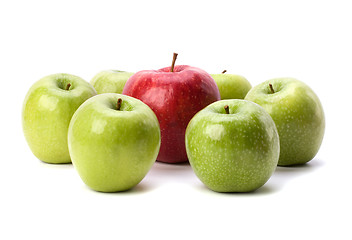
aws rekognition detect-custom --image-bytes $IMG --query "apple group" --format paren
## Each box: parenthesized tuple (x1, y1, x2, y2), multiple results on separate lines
(22, 53, 325, 193)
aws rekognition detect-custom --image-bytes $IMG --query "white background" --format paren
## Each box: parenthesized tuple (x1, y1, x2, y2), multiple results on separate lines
(1, 0, 351, 239)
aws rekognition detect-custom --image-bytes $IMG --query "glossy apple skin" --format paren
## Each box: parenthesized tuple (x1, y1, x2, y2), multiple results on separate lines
(123, 65, 220, 163)
(211, 73, 252, 99)
(68, 93, 160, 192)
(245, 78, 325, 166)
(22, 73, 97, 164)
(185, 99, 279, 192)
(90, 70, 134, 94)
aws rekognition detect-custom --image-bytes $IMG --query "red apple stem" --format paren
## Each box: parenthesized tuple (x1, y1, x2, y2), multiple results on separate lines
(269, 84, 275, 94)
(224, 105, 230, 114)
(116, 98, 122, 110)
(222, 70, 227, 74)
(170, 52, 178, 72)
(66, 83, 71, 90)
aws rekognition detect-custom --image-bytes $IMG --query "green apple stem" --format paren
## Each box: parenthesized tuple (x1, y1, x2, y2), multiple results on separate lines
(66, 83, 71, 90)
(116, 98, 122, 110)
(170, 52, 178, 72)
(224, 105, 230, 114)
(222, 70, 227, 74)
(269, 84, 275, 94)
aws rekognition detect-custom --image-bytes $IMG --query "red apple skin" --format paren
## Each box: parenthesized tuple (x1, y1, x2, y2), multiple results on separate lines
(123, 65, 220, 163)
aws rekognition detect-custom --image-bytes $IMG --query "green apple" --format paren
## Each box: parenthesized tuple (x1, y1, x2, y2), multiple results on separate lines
(22, 73, 97, 164)
(185, 99, 279, 192)
(211, 71, 252, 99)
(245, 78, 325, 166)
(90, 70, 134, 94)
(68, 93, 160, 192)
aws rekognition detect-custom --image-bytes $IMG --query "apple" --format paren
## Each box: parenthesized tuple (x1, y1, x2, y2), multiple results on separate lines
(22, 73, 97, 164)
(211, 70, 252, 99)
(123, 53, 221, 163)
(245, 77, 325, 166)
(90, 70, 134, 94)
(185, 99, 280, 192)
(68, 93, 160, 192)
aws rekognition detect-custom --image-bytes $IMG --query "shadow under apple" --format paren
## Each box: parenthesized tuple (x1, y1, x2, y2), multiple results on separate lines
(268, 158, 325, 192)
(38, 159, 73, 169)
(59, 158, 326, 195)
(193, 181, 276, 196)
(90, 182, 154, 195)
(193, 158, 325, 196)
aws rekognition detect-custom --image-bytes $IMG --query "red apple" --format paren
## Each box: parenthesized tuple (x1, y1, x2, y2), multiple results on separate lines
(122, 53, 220, 163)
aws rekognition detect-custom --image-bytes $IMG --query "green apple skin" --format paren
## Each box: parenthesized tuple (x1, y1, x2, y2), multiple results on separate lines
(22, 73, 97, 164)
(211, 73, 252, 99)
(185, 99, 279, 193)
(90, 70, 134, 94)
(68, 93, 160, 192)
(245, 78, 325, 166)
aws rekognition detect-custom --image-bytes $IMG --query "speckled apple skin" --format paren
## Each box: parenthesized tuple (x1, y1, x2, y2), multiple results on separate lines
(245, 78, 325, 166)
(185, 99, 280, 193)
(22, 73, 97, 164)
(211, 74, 252, 99)
(90, 70, 134, 94)
(68, 94, 160, 192)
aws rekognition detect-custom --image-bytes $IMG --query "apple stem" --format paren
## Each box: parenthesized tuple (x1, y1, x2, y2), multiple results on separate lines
(116, 98, 122, 110)
(222, 70, 227, 74)
(269, 84, 275, 94)
(66, 83, 71, 90)
(224, 105, 230, 114)
(170, 52, 178, 72)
